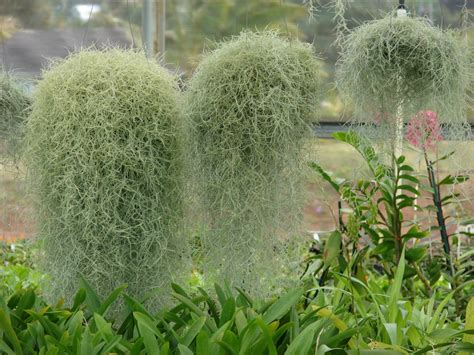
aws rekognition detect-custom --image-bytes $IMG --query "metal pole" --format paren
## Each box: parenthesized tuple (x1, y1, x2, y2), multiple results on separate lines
(143, 0, 156, 58)
(155, 0, 166, 58)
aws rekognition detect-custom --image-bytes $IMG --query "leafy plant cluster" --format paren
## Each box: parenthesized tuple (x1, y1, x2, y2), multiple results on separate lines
(311, 132, 473, 316)
(0, 270, 473, 355)
(0, 241, 48, 299)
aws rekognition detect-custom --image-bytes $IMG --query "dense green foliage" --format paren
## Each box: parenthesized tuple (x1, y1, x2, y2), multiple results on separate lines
(0, 73, 31, 164)
(336, 15, 471, 129)
(186, 31, 322, 296)
(24, 49, 189, 310)
(0, 266, 472, 354)
(0, 242, 47, 298)
(311, 132, 473, 316)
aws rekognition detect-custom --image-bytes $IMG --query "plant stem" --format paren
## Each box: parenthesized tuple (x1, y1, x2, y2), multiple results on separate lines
(424, 152, 453, 273)
(412, 261, 432, 296)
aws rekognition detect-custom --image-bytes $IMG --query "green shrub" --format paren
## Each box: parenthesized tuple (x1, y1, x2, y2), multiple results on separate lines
(0, 277, 469, 354)
(0, 73, 31, 163)
(336, 15, 471, 131)
(186, 31, 322, 295)
(25, 49, 189, 309)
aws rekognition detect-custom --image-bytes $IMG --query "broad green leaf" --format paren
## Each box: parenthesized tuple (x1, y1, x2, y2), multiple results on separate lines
(0, 339, 16, 355)
(263, 288, 303, 324)
(196, 330, 211, 355)
(80, 327, 94, 355)
(284, 322, 318, 355)
(235, 309, 248, 335)
(0, 297, 23, 355)
(93, 313, 114, 340)
(323, 231, 342, 269)
(79, 276, 101, 313)
(220, 297, 236, 327)
(255, 316, 277, 355)
(178, 344, 194, 355)
(397, 185, 419, 195)
(134, 312, 162, 354)
(172, 293, 217, 332)
(383, 323, 398, 346)
(71, 289, 86, 312)
(460, 297, 474, 355)
(427, 292, 453, 333)
(405, 247, 427, 262)
(97, 285, 127, 316)
(388, 248, 405, 323)
(180, 316, 207, 347)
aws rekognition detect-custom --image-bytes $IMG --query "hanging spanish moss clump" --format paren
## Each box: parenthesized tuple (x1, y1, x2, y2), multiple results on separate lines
(25, 49, 189, 309)
(186, 31, 322, 296)
(336, 15, 472, 149)
(0, 72, 31, 165)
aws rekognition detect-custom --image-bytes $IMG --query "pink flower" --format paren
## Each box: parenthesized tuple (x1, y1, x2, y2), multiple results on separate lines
(406, 111, 443, 149)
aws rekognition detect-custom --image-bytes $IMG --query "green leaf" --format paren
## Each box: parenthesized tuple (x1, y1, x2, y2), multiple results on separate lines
(388, 248, 405, 323)
(97, 285, 127, 316)
(399, 165, 414, 172)
(178, 344, 194, 355)
(0, 339, 16, 355)
(405, 247, 427, 263)
(397, 185, 419, 195)
(438, 174, 469, 186)
(427, 292, 453, 333)
(196, 331, 211, 355)
(263, 288, 303, 324)
(284, 322, 318, 355)
(0, 296, 23, 355)
(79, 276, 101, 313)
(255, 316, 277, 355)
(463, 297, 474, 347)
(383, 323, 398, 346)
(310, 162, 341, 192)
(180, 316, 207, 347)
(323, 231, 342, 269)
(71, 289, 86, 312)
(398, 174, 419, 184)
(80, 327, 94, 355)
(220, 297, 235, 327)
(134, 312, 161, 355)
(396, 156, 406, 164)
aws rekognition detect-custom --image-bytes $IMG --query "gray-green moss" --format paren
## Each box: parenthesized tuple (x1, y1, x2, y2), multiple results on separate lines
(25, 49, 189, 309)
(186, 31, 322, 296)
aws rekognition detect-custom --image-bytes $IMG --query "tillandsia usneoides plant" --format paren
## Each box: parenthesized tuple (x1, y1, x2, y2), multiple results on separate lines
(186, 31, 322, 297)
(336, 13, 472, 153)
(0, 72, 31, 165)
(25, 49, 190, 311)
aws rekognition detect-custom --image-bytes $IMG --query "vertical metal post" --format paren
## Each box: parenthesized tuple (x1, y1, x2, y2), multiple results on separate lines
(143, 0, 156, 58)
(155, 0, 166, 58)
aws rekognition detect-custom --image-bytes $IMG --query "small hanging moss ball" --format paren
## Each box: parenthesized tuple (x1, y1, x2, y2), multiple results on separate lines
(336, 16, 471, 123)
(0, 73, 31, 162)
(186, 31, 322, 295)
(26, 49, 188, 308)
